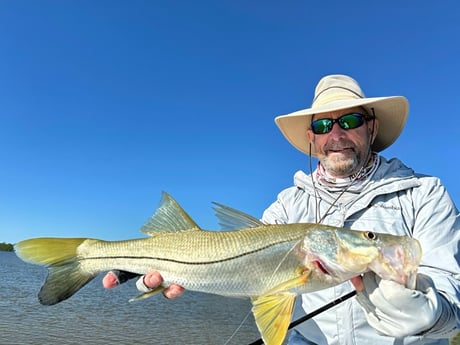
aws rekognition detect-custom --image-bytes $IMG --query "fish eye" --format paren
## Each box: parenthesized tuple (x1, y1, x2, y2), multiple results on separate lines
(364, 231, 378, 241)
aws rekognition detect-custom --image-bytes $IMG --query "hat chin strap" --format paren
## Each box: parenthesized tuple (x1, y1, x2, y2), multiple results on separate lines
(367, 107, 378, 157)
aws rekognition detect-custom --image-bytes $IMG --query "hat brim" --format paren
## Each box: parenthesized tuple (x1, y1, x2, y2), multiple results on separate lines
(275, 96, 409, 156)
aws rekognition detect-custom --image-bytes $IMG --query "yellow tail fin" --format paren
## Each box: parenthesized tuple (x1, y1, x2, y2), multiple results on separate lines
(450, 332, 460, 345)
(15, 238, 96, 305)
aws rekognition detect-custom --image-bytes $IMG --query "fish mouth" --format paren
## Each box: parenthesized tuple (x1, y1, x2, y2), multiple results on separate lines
(314, 260, 330, 275)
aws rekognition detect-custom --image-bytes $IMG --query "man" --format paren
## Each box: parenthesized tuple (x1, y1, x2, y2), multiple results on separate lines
(104, 75, 460, 344)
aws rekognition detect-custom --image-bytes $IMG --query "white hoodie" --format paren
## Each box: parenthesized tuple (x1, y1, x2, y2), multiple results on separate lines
(262, 156, 460, 344)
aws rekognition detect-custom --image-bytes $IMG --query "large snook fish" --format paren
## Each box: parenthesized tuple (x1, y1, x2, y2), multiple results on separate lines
(15, 192, 422, 345)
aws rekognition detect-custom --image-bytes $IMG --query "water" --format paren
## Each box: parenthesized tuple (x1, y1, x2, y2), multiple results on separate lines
(0, 252, 261, 345)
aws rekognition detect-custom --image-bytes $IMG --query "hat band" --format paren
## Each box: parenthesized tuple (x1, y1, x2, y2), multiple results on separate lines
(312, 86, 364, 107)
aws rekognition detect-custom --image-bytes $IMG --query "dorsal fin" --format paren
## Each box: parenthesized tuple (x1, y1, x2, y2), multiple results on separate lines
(212, 202, 263, 230)
(141, 192, 201, 236)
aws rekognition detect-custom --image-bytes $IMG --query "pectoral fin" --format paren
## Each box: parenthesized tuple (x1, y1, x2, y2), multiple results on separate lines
(252, 292, 296, 345)
(251, 270, 311, 345)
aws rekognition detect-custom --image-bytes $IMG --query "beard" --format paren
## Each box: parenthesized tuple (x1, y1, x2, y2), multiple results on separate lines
(320, 140, 366, 177)
(321, 154, 361, 177)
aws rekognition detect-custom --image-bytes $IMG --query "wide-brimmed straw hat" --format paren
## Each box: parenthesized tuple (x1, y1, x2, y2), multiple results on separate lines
(275, 74, 409, 156)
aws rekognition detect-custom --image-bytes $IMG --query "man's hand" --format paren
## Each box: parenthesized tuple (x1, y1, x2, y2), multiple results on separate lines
(102, 270, 184, 299)
(102, 270, 139, 288)
(353, 272, 442, 337)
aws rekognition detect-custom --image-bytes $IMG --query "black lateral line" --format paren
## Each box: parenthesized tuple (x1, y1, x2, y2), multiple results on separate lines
(82, 239, 293, 266)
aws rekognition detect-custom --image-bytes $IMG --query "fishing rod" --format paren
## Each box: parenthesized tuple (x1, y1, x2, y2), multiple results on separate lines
(248, 290, 357, 345)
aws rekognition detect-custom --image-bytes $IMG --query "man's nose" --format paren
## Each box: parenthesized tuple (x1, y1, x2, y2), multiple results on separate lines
(327, 121, 347, 139)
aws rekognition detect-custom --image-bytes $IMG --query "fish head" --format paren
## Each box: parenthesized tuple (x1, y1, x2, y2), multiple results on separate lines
(335, 229, 422, 288)
(302, 228, 422, 288)
(300, 227, 368, 282)
(366, 233, 422, 289)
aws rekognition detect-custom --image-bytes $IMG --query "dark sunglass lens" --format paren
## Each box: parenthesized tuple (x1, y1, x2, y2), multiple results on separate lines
(311, 119, 332, 134)
(311, 114, 366, 134)
(339, 114, 364, 129)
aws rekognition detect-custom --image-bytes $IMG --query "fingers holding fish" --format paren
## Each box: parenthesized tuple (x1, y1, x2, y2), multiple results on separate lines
(103, 269, 184, 298)
(350, 275, 364, 292)
(102, 271, 120, 288)
(163, 283, 185, 299)
(103, 270, 140, 288)
(136, 270, 185, 299)
(355, 272, 445, 337)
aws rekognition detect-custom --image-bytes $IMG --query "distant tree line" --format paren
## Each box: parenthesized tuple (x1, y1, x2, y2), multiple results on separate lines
(0, 242, 14, 251)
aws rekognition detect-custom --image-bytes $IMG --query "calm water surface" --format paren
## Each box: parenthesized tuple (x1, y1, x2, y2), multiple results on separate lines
(0, 251, 261, 345)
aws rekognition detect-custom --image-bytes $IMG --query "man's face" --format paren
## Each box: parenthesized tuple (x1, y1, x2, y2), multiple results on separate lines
(307, 107, 379, 178)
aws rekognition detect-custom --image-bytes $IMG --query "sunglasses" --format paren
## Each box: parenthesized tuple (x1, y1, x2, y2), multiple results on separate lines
(310, 113, 370, 135)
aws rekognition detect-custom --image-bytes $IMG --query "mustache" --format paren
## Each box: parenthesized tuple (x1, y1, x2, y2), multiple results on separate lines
(324, 140, 356, 151)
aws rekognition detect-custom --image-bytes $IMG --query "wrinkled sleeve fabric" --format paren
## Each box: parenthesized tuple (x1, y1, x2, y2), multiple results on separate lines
(404, 175, 460, 337)
(262, 193, 289, 224)
(262, 185, 312, 225)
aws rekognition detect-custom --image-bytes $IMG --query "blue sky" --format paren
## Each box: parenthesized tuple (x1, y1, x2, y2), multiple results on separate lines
(1, 1, 459, 244)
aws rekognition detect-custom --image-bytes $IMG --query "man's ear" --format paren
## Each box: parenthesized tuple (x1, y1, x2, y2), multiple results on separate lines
(307, 128, 315, 144)
(369, 117, 379, 143)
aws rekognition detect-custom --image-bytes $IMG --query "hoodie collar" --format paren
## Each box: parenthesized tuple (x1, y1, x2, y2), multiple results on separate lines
(294, 155, 419, 197)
